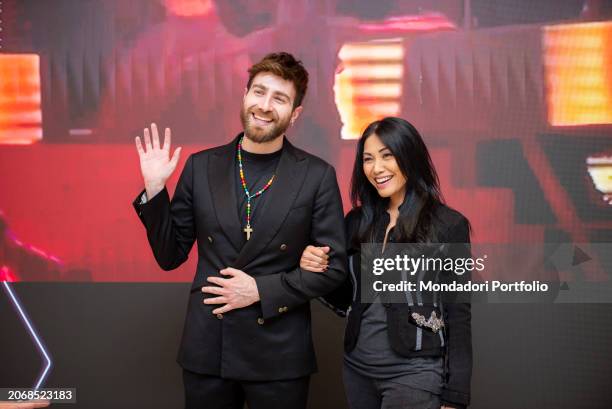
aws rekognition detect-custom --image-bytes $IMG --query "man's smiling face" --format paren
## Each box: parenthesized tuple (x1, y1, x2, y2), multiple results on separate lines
(240, 72, 302, 144)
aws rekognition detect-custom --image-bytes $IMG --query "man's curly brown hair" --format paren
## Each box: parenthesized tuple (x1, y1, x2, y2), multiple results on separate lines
(246, 52, 309, 109)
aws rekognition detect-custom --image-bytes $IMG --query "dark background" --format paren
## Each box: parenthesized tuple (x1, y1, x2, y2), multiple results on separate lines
(2, 284, 612, 409)
(0, 0, 610, 282)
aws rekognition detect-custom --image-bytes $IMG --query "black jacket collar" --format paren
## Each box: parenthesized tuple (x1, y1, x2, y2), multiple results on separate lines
(208, 133, 308, 268)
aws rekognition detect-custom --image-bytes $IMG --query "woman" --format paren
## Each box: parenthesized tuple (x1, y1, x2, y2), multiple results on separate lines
(300, 117, 472, 409)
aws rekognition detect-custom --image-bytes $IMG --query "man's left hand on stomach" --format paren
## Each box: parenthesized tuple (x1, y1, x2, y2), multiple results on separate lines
(202, 267, 261, 314)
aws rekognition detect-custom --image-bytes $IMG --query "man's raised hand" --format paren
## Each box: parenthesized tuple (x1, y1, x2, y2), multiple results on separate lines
(135, 123, 182, 199)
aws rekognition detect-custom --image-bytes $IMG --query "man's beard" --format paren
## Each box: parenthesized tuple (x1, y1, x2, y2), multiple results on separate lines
(240, 106, 291, 144)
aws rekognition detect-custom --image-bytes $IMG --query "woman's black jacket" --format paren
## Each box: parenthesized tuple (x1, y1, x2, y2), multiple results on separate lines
(321, 204, 472, 408)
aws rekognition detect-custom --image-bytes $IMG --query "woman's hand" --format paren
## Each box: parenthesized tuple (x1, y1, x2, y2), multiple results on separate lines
(299, 245, 330, 273)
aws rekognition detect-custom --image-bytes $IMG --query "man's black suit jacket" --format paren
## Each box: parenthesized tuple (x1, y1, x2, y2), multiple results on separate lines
(133, 135, 348, 380)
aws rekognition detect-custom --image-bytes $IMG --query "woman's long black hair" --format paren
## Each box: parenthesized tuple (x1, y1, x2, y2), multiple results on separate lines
(350, 117, 443, 244)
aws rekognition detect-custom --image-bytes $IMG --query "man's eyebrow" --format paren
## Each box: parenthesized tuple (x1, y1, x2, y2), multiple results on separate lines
(252, 83, 291, 101)
(272, 91, 291, 101)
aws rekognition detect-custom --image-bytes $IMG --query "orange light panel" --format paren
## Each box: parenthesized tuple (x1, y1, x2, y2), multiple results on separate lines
(163, 0, 214, 17)
(0, 54, 43, 144)
(544, 21, 612, 126)
(334, 39, 404, 140)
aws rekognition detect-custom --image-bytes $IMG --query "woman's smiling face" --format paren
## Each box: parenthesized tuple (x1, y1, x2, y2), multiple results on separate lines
(362, 133, 407, 203)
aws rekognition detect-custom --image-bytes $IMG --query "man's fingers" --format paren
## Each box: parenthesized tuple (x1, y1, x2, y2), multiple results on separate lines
(151, 122, 160, 149)
(163, 127, 171, 151)
(203, 296, 227, 305)
(135, 136, 145, 156)
(201, 285, 226, 295)
(213, 304, 233, 315)
(143, 127, 152, 151)
(221, 267, 239, 276)
(170, 147, 182, 168)
(206, 276, 226, 286)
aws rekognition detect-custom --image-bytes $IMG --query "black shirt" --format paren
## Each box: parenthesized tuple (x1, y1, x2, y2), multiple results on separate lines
(234, 141, 283, 248)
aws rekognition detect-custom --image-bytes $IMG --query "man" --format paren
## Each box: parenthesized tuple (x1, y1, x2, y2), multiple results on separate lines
(132, 52, 347, 409)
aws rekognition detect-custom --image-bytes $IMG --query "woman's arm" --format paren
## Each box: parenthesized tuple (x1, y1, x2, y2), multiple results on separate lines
(299, 209, 362, 316)
(300, 244, 352, 316)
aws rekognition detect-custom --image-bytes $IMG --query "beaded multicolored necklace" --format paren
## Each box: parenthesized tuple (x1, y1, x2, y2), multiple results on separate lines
(236, 135, 276, 240)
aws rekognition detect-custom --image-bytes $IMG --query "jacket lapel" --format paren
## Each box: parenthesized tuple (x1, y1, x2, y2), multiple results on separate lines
(233, 139, 308, 269)
(209, 136, 243, 252)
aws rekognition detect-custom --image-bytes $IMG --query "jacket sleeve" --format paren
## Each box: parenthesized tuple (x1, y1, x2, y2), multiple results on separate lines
(132, 155, 196, 271)
(254, 165, 348, 319)
(441, 216, 473, 408)
(318, 209, 361, 316)
(318, 269, 352, 317)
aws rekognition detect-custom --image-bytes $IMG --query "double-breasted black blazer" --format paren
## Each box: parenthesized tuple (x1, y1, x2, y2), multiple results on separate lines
(133, 134, 347, 380)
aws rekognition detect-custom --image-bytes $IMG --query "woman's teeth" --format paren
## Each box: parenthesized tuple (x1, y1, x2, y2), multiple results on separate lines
(375, 176, 393, 187)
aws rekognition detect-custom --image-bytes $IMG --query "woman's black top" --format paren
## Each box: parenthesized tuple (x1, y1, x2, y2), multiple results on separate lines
(344, 299, 445, 394)
(322, 204, 472, 409)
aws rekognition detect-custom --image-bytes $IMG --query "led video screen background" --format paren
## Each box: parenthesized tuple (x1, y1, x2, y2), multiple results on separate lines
(0, 0, 610, 283)
(1, 2, 612, 409)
